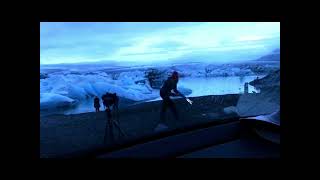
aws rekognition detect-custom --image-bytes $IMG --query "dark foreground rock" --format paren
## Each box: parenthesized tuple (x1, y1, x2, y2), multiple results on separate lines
(40, 93, 279, 158)
(249, 69, 280, 88)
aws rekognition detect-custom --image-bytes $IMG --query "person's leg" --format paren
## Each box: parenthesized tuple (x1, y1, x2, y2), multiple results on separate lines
(168, 99, 179, 121)
(160, 97, 169, 123)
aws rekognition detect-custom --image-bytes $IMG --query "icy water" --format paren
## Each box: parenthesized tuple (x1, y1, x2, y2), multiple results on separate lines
(41, 75, 264, 116)
(179, 75, 263, 97)
(149, 75, 264, 101)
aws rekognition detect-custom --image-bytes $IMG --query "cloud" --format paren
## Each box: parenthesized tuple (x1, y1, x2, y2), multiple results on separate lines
(40, 22, 280, 64)
(150, 40, 186, 49)
(236, 35, 265, 42)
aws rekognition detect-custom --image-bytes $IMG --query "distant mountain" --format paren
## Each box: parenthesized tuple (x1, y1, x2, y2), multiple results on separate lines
(256, 49, 280, 62)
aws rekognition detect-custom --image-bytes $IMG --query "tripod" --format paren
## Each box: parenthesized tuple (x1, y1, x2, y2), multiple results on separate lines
(103, 104, 127, 145)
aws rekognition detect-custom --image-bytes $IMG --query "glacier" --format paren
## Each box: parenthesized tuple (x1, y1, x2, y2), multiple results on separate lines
(40, 62, 270, 114)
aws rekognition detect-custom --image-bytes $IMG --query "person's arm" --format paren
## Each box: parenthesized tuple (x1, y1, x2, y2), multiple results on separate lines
(174, 88, 192, 104)
(173, 83, 193, 105)
(173, 83, 186, 99)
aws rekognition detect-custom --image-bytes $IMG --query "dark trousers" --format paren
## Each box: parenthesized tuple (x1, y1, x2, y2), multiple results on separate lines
(160, 93, 179, 122)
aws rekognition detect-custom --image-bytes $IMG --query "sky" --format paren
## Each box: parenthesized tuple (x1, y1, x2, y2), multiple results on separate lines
(40, 22, 280, 65)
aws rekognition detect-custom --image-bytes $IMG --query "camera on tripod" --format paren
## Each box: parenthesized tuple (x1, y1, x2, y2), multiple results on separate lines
(102, 92, 126, 144)
(102, 92, 119, 112)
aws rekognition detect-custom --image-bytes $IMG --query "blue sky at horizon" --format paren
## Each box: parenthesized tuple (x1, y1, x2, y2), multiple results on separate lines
(40, 22, 280, 65)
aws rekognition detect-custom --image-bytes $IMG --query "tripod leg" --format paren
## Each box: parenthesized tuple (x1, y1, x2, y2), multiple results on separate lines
(103, 120, 109, 144)
(115, 104, 120, 126)
(109, 118, 115, 143)
(104, 108, 115, 145)
(113, 120, 126, 137)
(112, 104, 125, 140)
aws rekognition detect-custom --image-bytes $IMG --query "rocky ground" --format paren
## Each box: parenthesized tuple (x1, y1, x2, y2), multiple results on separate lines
(249, 69, 280, 88)
(40, 94, 241, 158)
(40, 90, 280, 158)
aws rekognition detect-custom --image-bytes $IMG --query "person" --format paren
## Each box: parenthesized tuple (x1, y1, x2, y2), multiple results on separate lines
(94, 96, 100, 112)
(159, 71, 192, 123)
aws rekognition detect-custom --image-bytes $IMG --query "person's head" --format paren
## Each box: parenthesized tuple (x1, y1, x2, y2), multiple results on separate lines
(171, 71, 179, 81)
